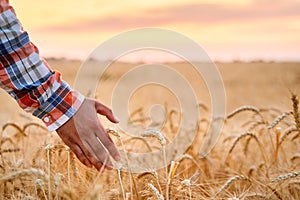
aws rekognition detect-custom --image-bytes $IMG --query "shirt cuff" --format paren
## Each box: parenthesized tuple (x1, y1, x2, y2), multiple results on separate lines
(32, 82, 85, 132)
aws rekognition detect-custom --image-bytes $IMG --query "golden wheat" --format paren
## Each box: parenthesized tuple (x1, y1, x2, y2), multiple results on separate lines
(268, 111, 292, 129)
(291, 93, 300, 130)
(214, 175, 249, 197)
(227, 106, 260, 119)
(0, 68, 299, 199)
(148, 183, 164, 200)
(0, 168, 48, 183)
(272, 171, 300, 183)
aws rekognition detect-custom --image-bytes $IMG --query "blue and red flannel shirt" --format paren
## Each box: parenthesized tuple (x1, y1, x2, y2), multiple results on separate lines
(0, 0, 84, 131)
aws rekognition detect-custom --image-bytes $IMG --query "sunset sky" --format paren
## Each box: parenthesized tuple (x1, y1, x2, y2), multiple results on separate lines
(12, 0, 300, 62)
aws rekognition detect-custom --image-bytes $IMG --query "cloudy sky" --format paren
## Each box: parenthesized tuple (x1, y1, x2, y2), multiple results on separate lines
(13, 0, 300, 62)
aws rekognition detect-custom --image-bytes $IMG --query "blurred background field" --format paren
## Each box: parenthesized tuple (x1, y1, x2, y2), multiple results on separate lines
(0, 60, 299, 123)
(0, 60, 300, 199)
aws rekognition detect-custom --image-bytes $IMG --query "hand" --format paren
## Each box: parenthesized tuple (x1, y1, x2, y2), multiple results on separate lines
(56, 98, 120, 170)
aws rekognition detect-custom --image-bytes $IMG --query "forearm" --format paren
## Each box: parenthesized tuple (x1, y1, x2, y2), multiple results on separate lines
(0, 0, 84, 131)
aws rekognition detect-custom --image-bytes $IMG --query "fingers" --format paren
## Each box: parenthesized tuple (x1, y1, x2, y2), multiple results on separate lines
(94, 100, 119, 123)
(56, 98, 122, 171)
(58, 128, 111, 170)
(91, 99, 121, 161)
(82, 138, 113, 170)
(69, 144, 93, 168)
(56, 128, 93, 168)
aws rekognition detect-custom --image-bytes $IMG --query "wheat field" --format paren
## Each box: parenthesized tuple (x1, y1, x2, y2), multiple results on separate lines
(0, 60, 300, 199)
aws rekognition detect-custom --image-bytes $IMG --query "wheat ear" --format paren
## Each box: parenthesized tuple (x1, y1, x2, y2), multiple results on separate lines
(291, 93, 300, 130)
(227, 132, 267, 166)
(272, 171, 300, 183)
(227, 106, 260, 119)
(0, 168, 48, 183)
(23, 122, 47, 133)
(215, 175, 249, 197)
(279, 126, 298, 146)
(142, 129, 168, 199)
(35, 179, 47, 200)
(268, 111, 292, 129)
(181, 179, 192, 200)
(148, 183, 164, 200)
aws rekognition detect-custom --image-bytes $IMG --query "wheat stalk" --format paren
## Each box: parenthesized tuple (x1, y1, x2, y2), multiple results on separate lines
(129, 107, 143, 119)
(141, 128, 168, 199)
(138, 170, 162, 193)
(54, 173, 63, 199)
(272, 127, 282, 163)
(245, 193, 266, 199)
(123, 136, 152, 152)
(85, 158, 107, 199)
(116, 163, 126, 200)
(167, 161, 179, 198)
(31, 146, 43, 168)
(168, 109, 179, 133)
(243, 137, 252, 156)
(128, 107, 150, 124)
(65, 147, 71, 185)
(248, 121, 265, 131)
(125, 192, 131, 200)
(291, 153, 300, 163)
(148, 183, 164, 200)
(69, 151, 78, 179)
(177, 154, 202, 171)
(266, 185, 282, 200)
(88, 184, 102, 200)
(35, 179, 48, 200)
(45, 144, 52, 200)
(197, 102, 209, 112)
(181, 179, 192, 200)
(107, 128, 134, 198)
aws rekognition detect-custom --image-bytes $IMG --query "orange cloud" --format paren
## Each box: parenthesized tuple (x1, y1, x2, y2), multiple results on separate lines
(39, 1, 300, 33)
(26, 1, 300, 61)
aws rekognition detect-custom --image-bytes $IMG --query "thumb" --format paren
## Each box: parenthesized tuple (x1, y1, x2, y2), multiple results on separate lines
(94, 100, 119, 123)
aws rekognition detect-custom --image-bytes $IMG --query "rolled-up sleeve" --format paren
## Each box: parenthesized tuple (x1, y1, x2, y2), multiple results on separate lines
(0, 0, 84, 131)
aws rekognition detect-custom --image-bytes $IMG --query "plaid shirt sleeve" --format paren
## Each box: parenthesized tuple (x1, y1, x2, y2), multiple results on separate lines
(0, 1, 85, 131)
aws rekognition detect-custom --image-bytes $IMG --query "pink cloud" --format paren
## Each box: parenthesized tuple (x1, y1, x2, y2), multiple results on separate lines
(40, 1, 300, 33)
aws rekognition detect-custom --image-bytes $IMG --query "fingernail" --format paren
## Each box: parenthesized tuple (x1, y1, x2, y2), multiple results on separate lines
(106, 165, 113, 170)
(114, 115, 120, 123)
(115, 155, 121, 161)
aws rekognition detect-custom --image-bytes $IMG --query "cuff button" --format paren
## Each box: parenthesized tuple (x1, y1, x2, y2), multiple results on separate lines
(44, 116, 50, 123)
